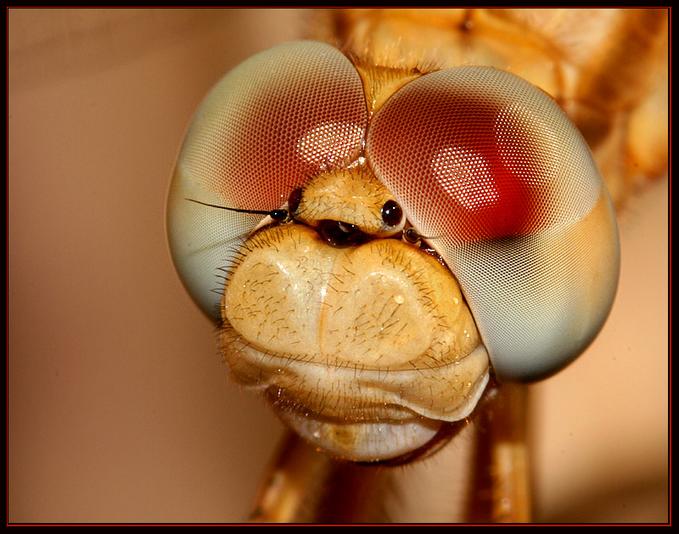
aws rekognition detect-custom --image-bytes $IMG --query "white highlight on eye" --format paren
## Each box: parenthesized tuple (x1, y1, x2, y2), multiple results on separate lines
(431, 146, 499, 210)
(296, 122, 365, 166)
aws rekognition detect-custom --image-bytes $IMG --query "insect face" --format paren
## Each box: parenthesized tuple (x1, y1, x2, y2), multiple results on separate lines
(167, 40, 619, 461)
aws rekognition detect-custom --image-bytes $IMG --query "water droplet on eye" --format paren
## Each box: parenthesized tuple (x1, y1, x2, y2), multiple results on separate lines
(394, 295, 405, 304)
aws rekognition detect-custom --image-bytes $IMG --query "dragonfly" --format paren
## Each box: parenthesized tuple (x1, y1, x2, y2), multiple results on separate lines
(166, 8, 668, 522)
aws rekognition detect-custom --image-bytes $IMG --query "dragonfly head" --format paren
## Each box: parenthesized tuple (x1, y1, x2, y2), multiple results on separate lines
(166, 41, 619, 462)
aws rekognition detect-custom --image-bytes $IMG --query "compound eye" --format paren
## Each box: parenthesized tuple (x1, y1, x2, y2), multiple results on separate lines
(366, 67, 620, 381)
(381, 199, 403, 227)
(167, 41, 368, 320)
(367, 68, 600, 243)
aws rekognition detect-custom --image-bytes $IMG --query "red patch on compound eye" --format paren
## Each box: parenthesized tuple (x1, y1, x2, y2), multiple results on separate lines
(227, 76, 368, 209)
(188, 42, 368, 212)
(424, 104, 540, 240)
(367, 72, 553, 243)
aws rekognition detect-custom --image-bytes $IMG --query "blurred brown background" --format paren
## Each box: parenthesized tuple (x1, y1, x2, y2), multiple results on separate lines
(8, 9, 668, 523)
